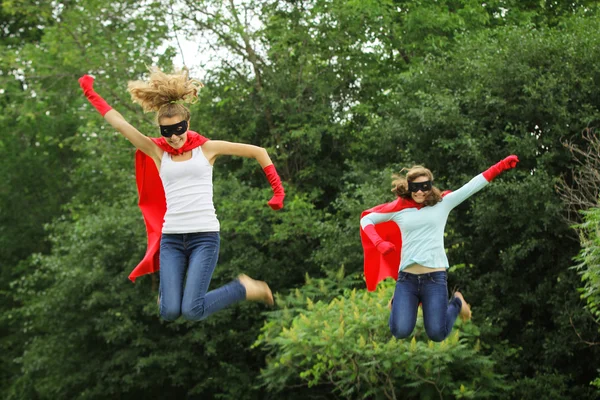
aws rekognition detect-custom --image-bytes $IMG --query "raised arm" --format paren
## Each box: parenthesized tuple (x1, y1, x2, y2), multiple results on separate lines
(201, 140, 285, 210)
(78, 75, 162, 163)
(443, 155, 519, 209)
(482, 155, 519, 182)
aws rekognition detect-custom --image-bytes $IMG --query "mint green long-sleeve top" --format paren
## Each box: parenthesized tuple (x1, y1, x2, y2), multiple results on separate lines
(360, 174, 489, 272)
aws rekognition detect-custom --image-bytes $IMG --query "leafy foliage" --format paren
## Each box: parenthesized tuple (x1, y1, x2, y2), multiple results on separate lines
(256, 276, 507, 399)
(572, 205, 600, 388)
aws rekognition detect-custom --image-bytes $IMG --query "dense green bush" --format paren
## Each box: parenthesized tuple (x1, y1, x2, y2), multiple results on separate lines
(256, 275, 507, 399)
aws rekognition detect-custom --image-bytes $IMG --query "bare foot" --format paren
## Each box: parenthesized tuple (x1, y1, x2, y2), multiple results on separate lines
(238, 274, 274, 306)
(453, 291, 472, 321)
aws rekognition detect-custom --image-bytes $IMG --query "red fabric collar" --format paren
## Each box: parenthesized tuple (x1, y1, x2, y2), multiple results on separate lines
(150, 131, 207, 155)
(360, 192, 450, 291)
(128, 131, 209, 282)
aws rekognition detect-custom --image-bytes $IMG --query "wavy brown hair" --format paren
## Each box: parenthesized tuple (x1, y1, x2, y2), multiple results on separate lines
(391, 165, 442, 206)
(127, 66, 204, 124)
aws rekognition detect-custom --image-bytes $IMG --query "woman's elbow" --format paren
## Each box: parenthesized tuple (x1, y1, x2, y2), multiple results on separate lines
(255, 146, 270, 161)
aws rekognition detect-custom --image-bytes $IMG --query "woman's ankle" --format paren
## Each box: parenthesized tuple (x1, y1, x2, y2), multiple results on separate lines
(453, 291, 472, 321)
(238, 274, 274, 306)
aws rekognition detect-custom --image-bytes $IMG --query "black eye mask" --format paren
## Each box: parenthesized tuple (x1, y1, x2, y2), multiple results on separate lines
(159, 120, 188, 137)
(408, 180, 432, 193)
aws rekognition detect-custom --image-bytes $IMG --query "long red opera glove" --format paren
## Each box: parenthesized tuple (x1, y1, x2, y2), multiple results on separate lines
(363, 224, 396, 255)
(78, 75, 113, 116)
(263, 164, 285, 210)
(482, 155, 519, 182)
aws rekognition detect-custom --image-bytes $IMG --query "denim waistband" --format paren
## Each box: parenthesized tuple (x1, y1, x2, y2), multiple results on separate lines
(399, 270, 447, 280)
(162, 231, 219, 238)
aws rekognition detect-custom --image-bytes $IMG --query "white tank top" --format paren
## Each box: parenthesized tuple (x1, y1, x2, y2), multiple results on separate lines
(159, 147, 220, 233)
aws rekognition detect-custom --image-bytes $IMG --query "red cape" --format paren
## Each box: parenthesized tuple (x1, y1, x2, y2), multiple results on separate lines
(129, 131, 209, 282)
(360, 191, 451, 291)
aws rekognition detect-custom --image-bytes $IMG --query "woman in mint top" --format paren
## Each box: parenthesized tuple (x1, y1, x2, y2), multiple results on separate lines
(360, 156, 518, 341)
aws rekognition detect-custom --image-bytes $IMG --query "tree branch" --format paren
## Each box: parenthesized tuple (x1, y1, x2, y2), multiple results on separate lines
(569, 315, 600, 347)
(557, 127, 600, 223)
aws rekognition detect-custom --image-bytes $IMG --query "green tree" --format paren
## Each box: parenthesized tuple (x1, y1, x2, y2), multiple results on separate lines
(558, 127, 600, 391)
(1, 1, 78, 395)
(1, 0, 172, 398)
(5, 1, 600, 399)
(572, 205, 600, 390)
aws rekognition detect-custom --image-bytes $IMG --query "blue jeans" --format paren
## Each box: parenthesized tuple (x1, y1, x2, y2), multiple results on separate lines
(159, 232, 246, 321)
(389, 271, 462, 342)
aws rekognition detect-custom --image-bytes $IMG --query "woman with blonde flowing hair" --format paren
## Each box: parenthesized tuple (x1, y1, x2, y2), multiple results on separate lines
(79, 67, 284, 321)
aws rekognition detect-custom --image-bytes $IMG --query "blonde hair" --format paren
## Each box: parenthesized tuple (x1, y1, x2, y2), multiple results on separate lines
(391, 165, 442, 206)
(127, 66, 204, 123)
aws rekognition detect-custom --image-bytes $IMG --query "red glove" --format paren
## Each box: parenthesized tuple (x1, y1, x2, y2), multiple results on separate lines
(78, 75, 113, 116)
(363, 225, 396, 255)
(263, 164, 285, 210)
(482, 155, 519, 182)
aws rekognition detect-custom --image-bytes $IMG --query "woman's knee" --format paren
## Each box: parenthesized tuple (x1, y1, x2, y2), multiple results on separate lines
(389, 321, 414, 339)
(425, 327, 447, 342)
(160, 306, 181, 321)
(181, 302, 206, 322)
(160, 309, 181, 321)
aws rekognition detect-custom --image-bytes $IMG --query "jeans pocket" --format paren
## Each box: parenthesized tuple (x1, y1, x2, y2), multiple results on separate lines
(160, 239, 171, 250)
(397, 272, 408, 283)
(430, 273, 448, 285)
